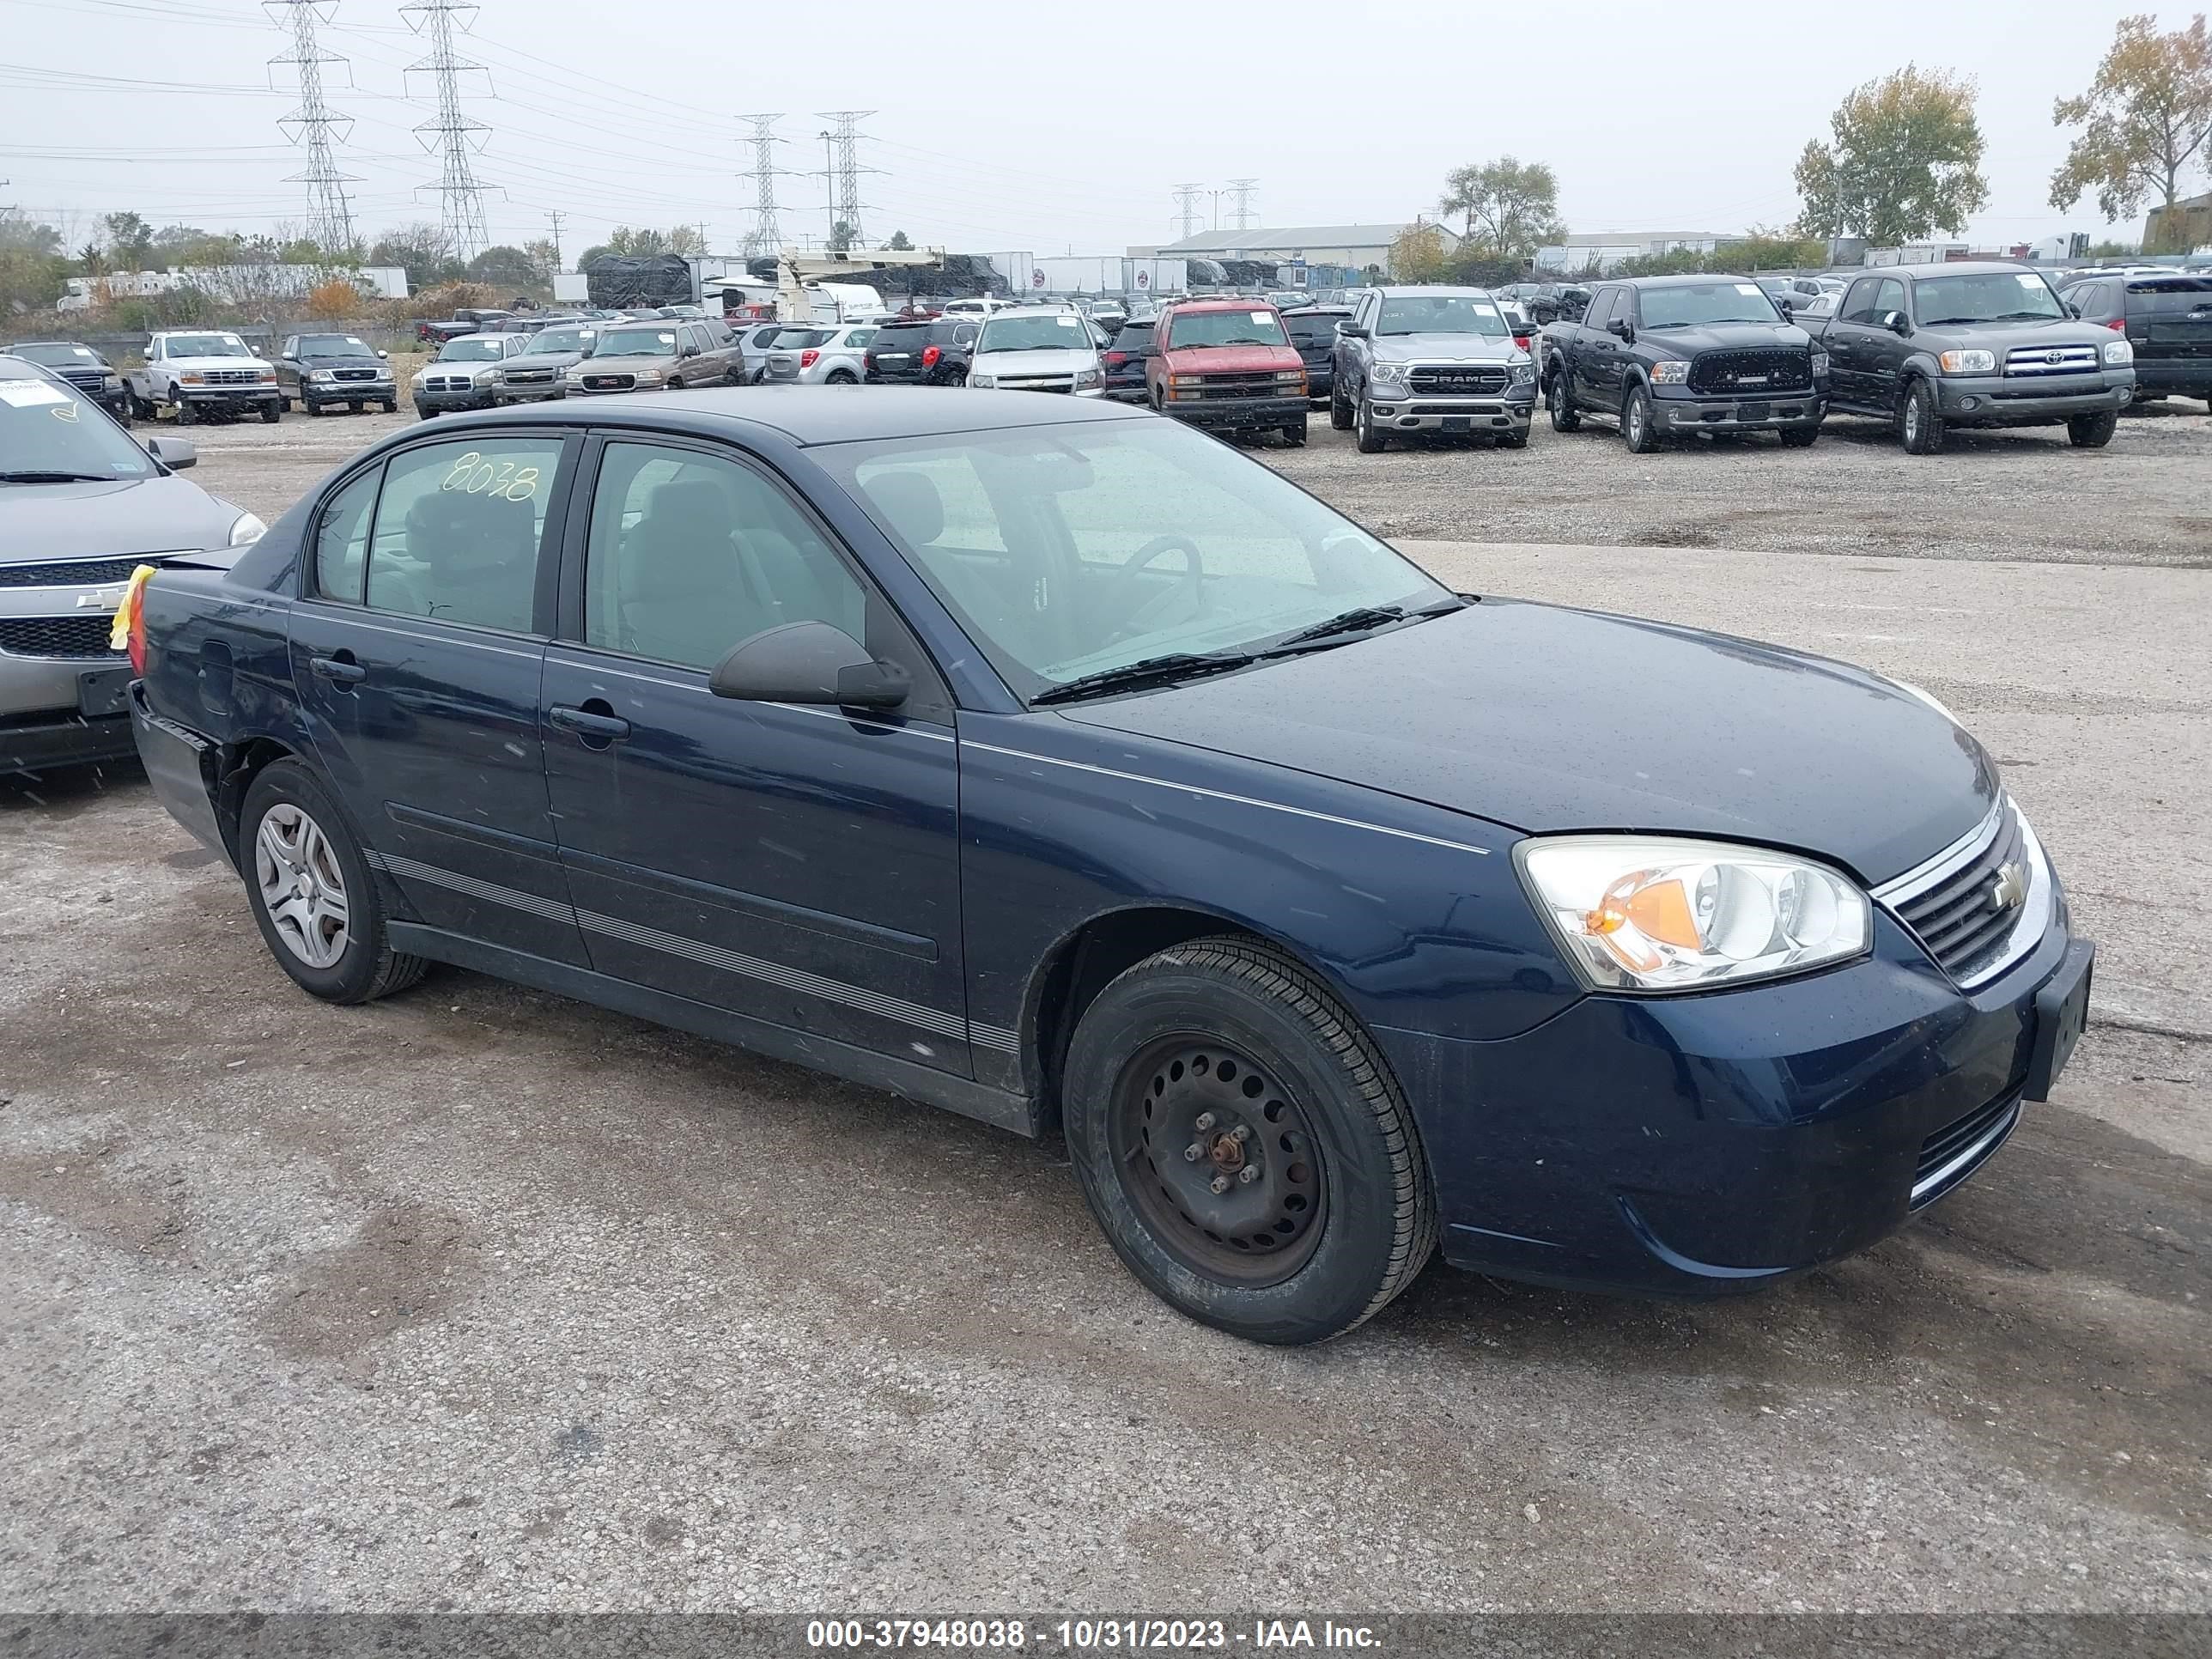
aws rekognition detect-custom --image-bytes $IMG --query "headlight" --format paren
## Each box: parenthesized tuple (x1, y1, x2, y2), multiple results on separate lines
(969, 373, 997, 388)
(1938, 349, 1996, 374)
(634, 369, 663, 385)
(1510, 362, 1536, 385)
(228, 512, 267, 546)
(1516, 836, 1870, 993)
(1810, 351, 1830, 374)
(1649, 360, 1691, 384)
(471, 367, 500, 384)
(307, 369, 335, 384)
(410, 372, 425, 389)
(563, 368, 586, 381)
(1074, 368, 1103, 387)
(1369, 362, 1407, 386)
(102, 372, 122, 388)
(179, 374, 204, 386)
(2104, 337, 2133, 365)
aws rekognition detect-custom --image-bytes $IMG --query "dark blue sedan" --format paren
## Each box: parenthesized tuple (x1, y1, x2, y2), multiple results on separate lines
(126, 388, 2093, 1343)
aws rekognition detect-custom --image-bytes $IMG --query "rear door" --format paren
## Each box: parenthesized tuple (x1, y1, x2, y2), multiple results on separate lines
(1825, 276, 1886, 405)
(1575, 289, 1618, 406)
(539, 434, 969, 1072)
(2125, 277, 2212, 383)
(289, 429, 590, 966)
(1861, 277, 1911, 410)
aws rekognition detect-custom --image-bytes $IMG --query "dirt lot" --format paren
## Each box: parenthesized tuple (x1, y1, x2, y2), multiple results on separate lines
(2, 392, 2207, 1614)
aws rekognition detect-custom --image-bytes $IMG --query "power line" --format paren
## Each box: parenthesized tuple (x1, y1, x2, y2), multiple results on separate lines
(1225, 177, 1258, 232)
(398, 0, 490, 261)
(1172, 182, 1202, 241)
(264, 0, 359, 255)
(815, 109, 877, 246)
(737, 112, 789, 258)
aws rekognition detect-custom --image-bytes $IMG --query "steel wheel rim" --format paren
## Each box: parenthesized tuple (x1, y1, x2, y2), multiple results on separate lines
(1904, 398, 1920, 442)
(1111, 1036, 1328, 1288)
(253, 803, 350, 969)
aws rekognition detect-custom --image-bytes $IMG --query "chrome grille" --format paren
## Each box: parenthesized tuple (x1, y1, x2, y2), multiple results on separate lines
(0, 555, 163, 588)
(580, 373, 635, 391)
(2002, 344, 2097, 377)
(331, 368, 380, 382)
(1688, 349, 1813, 395)
(201, 368, 261, 386)
(0, 616, 124, 659)
(426, 374, 479, 392)
(1408, 364, 1510, 395)
(1911, 1093, 2021, 1209)
(1879, 800, 2036, 984)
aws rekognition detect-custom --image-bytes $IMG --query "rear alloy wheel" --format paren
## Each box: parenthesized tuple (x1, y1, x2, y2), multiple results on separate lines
(1621, 383, 1661, 453)
(2067, 409, 2118, 448)
(827, 368, 859, 385)
(1899, 377, 1946, 454)
(1354, 391, 1387, 453)
(1063, 936, 1437, 1345)
(1547, 371, 1580, 432)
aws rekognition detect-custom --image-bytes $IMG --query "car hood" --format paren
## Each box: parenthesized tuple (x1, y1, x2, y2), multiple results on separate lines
(1928, 318, 2116, 350)
(1058, 599, 1996, 884)
(0, 474, 242, 559)
(504, 351, 588, 369)
(301, 356, 388, 370)
(1162, 343, 1300, 372)
(1639, 321, 1810, 352)
(1370, 331, 1522, 362)
(580, 353, 678, 372)
(164, 356, 270, 373)
(974, 347, 1098, 374)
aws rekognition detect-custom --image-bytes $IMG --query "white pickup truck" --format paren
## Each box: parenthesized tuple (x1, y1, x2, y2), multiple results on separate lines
(125, 330, 284, 424)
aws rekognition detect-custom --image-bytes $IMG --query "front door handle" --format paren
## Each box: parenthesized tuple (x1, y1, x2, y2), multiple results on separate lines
(548, 702, 632, 743)
(309, 653, 365, 685)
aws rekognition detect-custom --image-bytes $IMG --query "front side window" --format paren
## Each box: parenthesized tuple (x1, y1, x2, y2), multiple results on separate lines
(364, 436, 565, 633)
(1168, 308, 1288, 349)
(1914, 270, 2065, 325)
(826, 418, 1452, 700)
(1583, 289, 1617, 331)
(313, 466, 380, 602)
(582, 441, 866, 671)
(1637, 282, 1783, 328)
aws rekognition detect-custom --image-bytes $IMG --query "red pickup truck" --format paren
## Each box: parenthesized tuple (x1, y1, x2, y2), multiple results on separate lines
(1146, 297, 1310, 445)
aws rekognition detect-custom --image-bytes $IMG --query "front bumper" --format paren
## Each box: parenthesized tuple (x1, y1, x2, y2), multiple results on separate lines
(1162, 393, 1311, 428)
(175, 385, 280, 407)
(0, 710, 136, 775)
(1654, 385, 1824, 430)
(305, 380, 395, 404)
(413, 384, 500, 410)
(1367, 389, 1536, 432)
(2132, 360, 2212, 395)
(1937, 371, 2133, 424)
(490, 381, 566, 404)
(1378, 909, 2081, 1297)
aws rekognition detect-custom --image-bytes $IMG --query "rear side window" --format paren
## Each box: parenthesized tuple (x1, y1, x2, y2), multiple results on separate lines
(313, 466, 380, 602)
(364, 436, 566, 634)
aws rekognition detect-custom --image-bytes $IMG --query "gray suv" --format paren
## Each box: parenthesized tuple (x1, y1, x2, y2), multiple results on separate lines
(1330, 287, 1539, 452)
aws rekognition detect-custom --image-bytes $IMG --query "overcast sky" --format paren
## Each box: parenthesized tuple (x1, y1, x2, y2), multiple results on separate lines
(2, 0, 2199, 261)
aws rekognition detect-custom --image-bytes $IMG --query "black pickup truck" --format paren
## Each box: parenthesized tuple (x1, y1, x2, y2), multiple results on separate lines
(1795, 262, 2136, 453)
(1540, 275, 1825, 452)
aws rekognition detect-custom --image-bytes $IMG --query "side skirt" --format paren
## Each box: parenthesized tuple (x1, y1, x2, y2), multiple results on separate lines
(386, 921, 1041, 1138)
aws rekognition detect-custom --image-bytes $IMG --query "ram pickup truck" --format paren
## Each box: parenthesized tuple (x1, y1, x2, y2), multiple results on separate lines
(1146, 297, 1309, 444)
(1541, 275, 1825, 452)
(1331, 287, 1536, 452)
(1795, 262, 2136, 453)
(125, 331, 284, 425)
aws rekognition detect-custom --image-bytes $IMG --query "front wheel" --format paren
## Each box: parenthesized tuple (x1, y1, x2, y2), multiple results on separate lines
(1062, 937, 1437, 1345)
(240, 761, 428, 1006)
(1547, 371, 1580, 432)
(1353, 392, 1387, 453)
(109, 399, 132, 428)
(1899, 377, 1946, 454)
(2067, 409, 2118, 448)
(416, 406, 438, 420)
(1778, 425, 1820, 447)
(1329, 381, 1353, 430)
(1621, 383, 1661, 453)
(381, 400, 398, 414)
(1497, 424, 1530, 449)
(173, 398, 195, 426)
(261, 400, 283, 424)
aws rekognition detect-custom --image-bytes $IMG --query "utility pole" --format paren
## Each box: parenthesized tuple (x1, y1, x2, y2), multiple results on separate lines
(400, 0, 492, 264)
(1225, 177, 1258, 232)
(737, 112, 790, 258)
(815, 110, 877, 247)
(1172, 181, 1202, 241)
(265, 0, 359, 257)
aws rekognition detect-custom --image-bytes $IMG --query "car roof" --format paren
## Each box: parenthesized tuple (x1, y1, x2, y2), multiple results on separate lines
(1166, 295, 1281, 312)
(1615, 273, 1773, 289)
(1873, 262, 2042, 279)
(3, 339, 91, 349)
(1370, 285, 1493, 297)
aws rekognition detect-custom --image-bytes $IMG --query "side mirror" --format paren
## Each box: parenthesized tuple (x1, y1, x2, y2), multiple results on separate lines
(1606, 317, 1632, 341)
(2065, 301, 2081, 319)
(1339, 322, 1369, 339)
(681, 345, 701, 358)
(1882, 310, 1911, 336)
(378, 349, 390, 359)
(145, 434, 197, 470)
(708, 621, 909, 711)
(1776, 297, 1794, 318)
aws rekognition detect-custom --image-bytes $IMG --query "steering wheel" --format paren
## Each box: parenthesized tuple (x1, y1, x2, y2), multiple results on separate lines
(1112, 534, 1206, 636)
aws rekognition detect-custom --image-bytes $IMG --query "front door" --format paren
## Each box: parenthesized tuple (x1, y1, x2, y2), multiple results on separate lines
(289, 430, 589, 966)
(539, 435, 970, 1074)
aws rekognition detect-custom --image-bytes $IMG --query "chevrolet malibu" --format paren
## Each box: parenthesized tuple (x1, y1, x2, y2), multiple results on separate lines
(125, 390, 2093, 1343)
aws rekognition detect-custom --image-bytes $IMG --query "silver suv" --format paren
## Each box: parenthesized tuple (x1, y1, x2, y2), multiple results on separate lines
(1329, 286, 1538, 452)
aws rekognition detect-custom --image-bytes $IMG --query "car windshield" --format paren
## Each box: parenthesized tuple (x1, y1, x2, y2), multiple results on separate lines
(526, 328, 594, 354)
(1916, 271, 2066, 325)
(439, 337, 509, 361)
(1169, 309, 1287, 349)
(597, 328, 678, 356)
(1638, 283, 1784, 327)
(0, 374, 155, 481)
(1376, 295, 1507, 336)
(820, 418, 1454, 700)
(772, 329, 832, 349)
(299, 335, 371, 357)
(979, 314, 1089, 352)
(9, 343, 100, 367)
(164, 334, 252, 358)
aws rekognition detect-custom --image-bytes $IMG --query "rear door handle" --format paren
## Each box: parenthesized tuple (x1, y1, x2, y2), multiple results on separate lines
(309, 654, 365, 684)
(548, 703, 632, 742)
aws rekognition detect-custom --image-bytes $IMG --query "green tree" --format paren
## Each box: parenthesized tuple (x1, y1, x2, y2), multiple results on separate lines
(0, 213, 70, 313)
(467, 245, 540, 288)
(2050, 14, 2212, 253)
(1439, 157, 1565, 260)
(885, 229, 913, 250)
(1388, 222, 1449, 282)
(102, 210, 154, 269)
(665, 224, 708, 258)
(1795, 65, 1990, 243)
(605, 226, 672, 257)
(368, 223, 461, 290)
(522, 237, 561, 280)
(827, 220, 855, 254)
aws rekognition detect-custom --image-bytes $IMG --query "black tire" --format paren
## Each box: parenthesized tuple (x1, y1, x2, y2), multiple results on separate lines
(304, 398, 323, 416)
(1778, 425, 1819, 447)
(1621, 383, 1661, 453)
(1279, 416, 1307, 447)
(2067, 409, 2118, 448)
(109, 399, 132, 428)
(349, 402, 364, 415)
(381, 400, 398, 414)
(1497, 424, 1529, 449)
(1547, 369, 1580, 432)
(826, 369, 859, 385)
(127, 390, 151, 421)
(1899, 377, 1945, 454)
(173, 398, 195, 426)
(1353, 390, 1387, 453)
(667, 376, 684, 390)
(260, 400, 282, 424)
(417, 407, 438, 420)
(239, 760, 429, 1006)
(1063, 936, 1436, 1345)
(724, 363, 744, 386)
(1329, 381, 1353, 430)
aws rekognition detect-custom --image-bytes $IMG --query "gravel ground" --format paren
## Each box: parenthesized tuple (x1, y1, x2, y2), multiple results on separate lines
(2, 391, 2207, 1616)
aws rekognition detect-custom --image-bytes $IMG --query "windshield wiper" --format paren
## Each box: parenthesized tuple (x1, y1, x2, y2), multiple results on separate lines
(1030, 650, 1255, 706)
(1260, 598, 1463, 655)
(0, 470, 118, 483)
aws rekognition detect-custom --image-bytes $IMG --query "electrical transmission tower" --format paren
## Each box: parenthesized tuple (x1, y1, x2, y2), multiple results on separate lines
(1224, 178, 1259, 231)
(265, 0, 359, 256)
(1172, 182, 1203, 241)
(400, 0, 492, 263)
(737, 113, 791, 258)
(815, 110, 877, 246)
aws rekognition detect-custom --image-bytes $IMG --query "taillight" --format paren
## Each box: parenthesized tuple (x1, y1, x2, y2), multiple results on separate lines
(921, 344, 942, 368)
(1513, 333, 1531, 350)
(800, 349, 820, 368)
(1105, 350, 1127, 367)
(2107, 319, 2126, 331)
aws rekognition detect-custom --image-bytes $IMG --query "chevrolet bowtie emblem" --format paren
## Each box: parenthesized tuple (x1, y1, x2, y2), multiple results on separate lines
(76, 585, 126, 608)
(1990, 860, 2027, 912)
